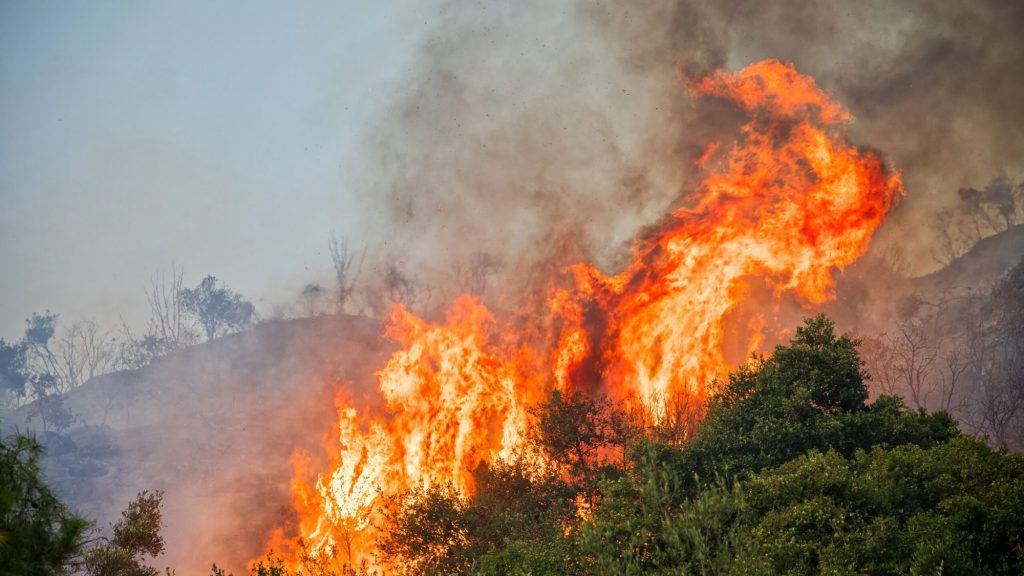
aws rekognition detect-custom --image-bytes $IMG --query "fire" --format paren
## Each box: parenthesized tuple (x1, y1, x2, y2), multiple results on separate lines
(266, 59, 902, 570)
(377, 296, 529, 495)
(270, 296, 530, 567)
(566, 60, 902, 418)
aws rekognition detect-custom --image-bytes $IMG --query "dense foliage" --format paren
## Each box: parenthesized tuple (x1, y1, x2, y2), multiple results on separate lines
(0, 430, 90, 576)
(0, 427, 168, 576)
(368, 315, 1022, 576)
(6, 314, 1022, 575)
(83, 490, 168, 576)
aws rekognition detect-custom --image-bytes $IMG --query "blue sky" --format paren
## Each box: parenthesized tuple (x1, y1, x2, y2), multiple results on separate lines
(0, 1, 431, 338)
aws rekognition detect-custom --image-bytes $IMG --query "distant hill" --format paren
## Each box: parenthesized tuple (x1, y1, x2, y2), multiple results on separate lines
(4, 313, 387, 575)
(814, 224, 1024, 337)
(913, 224, 1024, 293)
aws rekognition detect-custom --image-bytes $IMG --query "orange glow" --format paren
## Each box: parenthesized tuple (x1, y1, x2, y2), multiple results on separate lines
(265, 59, 902, 570)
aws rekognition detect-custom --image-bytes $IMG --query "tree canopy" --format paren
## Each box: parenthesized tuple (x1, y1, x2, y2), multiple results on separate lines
(0, 427, 169, 576)
(178, 275, 255, 341)
(0, 430, 90, 576)
(365, 316, 1020, 576)
(7, 313, 1021, 576)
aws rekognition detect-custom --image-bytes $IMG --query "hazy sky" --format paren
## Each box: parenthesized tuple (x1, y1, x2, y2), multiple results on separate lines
(0, 1, 431, 339)
(3, 1, 1022, 341)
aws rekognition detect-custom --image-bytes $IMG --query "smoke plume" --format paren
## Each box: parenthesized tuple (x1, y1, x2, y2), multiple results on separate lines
(349, 0, 1023, 284)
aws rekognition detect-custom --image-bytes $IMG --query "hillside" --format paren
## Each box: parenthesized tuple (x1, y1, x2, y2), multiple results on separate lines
(913, 224, 1024, 292)
(4, 313, 387, 575)
(6, 227, 1022, 574)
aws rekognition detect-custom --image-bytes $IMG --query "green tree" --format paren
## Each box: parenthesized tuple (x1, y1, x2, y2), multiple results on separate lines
(581, 316, 963, 574)
(178, 275, 255, 341)
(729, 436, 1024, 575)
(582, 440, 719, 575)
(83, 491, 169, 576)
(530, 388, 631, 502)
(212, 553, 290, 576)
(3, 312, 79, 431)
(0, 429, 90, 576)
(0, 338, 28, 407)
(378, 483, 471, 576)
(681, 315, 957, 484)
(469, 458, 581, 576)
(377, 455, 583, 575)
(374, 389, 633, 574)
(589, 437, 1024, 575)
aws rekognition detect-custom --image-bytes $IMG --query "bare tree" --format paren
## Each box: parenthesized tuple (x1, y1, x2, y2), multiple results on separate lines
(644, 389, 705, 446)
(968, 375, 1023, 448)
(145, 266, 193, 349)
(356, 254, 437, 318)
(936, 346, 970, 412)
(859, 335, 901, 396)
(862, 295, 965, 410)
(329, 234, 365, 314)
(55, 320, 118, 390)
(976, 259, 1024, 448)
(889, 316, 940, 409)
(15, 312, 79, 431)
(863, 257, 1023, 448)
(958, 292, 1002, 439)
(118, 266, 197, 368)
(451, 251, 502, 297)
(932, 208, 962, 266)
(944, 262, 1024, 449)
(20, 313, 116, 394)
(22, 312, 63, 392)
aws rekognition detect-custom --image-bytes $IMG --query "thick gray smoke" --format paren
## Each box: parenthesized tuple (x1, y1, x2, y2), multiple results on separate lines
(11, 2, 1022, 573)
(107, 3, 1021, 568)
(349, 0, 1023, 286)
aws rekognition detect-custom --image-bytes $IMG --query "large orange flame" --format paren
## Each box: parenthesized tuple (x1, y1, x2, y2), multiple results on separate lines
(267, 59, 902, 570)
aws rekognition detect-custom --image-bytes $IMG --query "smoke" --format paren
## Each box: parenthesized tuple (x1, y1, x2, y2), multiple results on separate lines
(348, 0, 1023, 284)
(144, 317, 388, 573)
(10, 315, 389, 574)
(133, 3, 1021, 568)
(346, 2, 692, 302)
(14, 2, 1022, 572)
(255, 5, 1020, 564)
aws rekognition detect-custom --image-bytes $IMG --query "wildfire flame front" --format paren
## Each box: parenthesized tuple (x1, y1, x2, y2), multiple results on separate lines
(266, 59, 903, 570)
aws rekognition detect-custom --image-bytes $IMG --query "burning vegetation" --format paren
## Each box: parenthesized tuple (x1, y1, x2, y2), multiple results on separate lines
(260, 59, 915, 572)
(3, 8, 1024, 576)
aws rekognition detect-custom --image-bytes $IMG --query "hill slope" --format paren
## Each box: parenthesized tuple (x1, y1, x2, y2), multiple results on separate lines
(5, 313, 386, 575)
(913, 224, 1024, 292)
(7, 227, 1022, 574)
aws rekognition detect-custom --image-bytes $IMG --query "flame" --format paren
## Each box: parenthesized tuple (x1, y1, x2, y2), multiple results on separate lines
(566, 60, 902, 418)
(266, 59, 902, 570)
